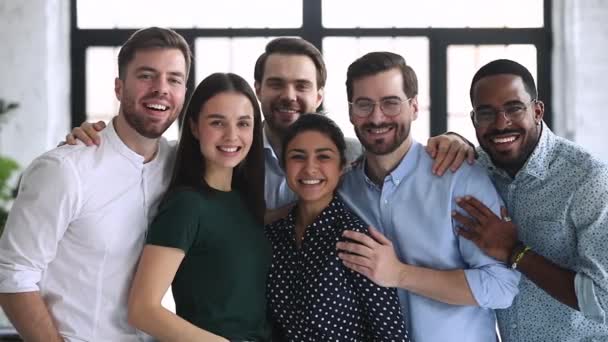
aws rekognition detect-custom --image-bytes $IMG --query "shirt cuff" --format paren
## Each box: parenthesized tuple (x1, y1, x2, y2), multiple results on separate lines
(0, 265, 41, 293)
(575, 272, 606, 324)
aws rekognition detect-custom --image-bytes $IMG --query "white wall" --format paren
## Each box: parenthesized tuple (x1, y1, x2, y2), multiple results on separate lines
(553, 0, 608, 162)
(0, 0, 70, 174)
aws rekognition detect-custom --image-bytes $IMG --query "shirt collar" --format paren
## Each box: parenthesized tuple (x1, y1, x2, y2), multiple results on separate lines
(479, 122, 555, 181)
(355, 140, 421, 188)
(277, 195, 345, 236)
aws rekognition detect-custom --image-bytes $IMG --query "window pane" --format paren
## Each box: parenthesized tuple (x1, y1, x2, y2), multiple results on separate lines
(85, 47, 179, 141)
(447, 44, 537, 144)
(323, 37, 430, 142)
(195, 37, 278, 87)
(77, 0, 302, 28)
(323, 0, 543, 28)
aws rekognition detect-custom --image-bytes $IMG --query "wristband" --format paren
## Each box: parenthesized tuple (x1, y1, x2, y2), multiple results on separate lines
(511, 246, 531, 270)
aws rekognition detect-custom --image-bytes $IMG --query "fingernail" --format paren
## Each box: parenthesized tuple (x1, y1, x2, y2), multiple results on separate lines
(455, 197, 461, 202)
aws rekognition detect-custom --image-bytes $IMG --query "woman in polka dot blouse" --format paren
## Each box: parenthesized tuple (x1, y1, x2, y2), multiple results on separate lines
(265, 114, 409, 342)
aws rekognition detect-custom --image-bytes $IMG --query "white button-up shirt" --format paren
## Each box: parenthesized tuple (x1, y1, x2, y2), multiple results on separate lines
(0, 120, 175, 341)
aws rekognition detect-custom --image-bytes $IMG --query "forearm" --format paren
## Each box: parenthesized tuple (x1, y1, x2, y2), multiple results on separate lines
(0, 292, 63, 342)
(397, 265, 478, 306)
(516, 249, 578, 310)
(128, 304, 228, 342)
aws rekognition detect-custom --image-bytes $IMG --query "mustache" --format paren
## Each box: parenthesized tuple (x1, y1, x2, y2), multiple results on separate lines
(142, 93, 169, 101)
(361, 123, 395, 130)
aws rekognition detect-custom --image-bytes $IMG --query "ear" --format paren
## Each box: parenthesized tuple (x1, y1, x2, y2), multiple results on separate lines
(254, 81, 262, 99)
(533, 100, 545, 124)
(315, 87, 325, 110)
(114, 77, 123, 102)
(189, 117, 199, 140)
(410, 96, 419, 121)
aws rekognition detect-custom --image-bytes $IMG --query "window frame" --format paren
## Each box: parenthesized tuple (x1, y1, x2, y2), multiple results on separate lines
(70, 0, 552, 134)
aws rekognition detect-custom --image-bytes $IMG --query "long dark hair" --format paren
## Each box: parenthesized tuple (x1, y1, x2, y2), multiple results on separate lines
(167, 72, 265, 223)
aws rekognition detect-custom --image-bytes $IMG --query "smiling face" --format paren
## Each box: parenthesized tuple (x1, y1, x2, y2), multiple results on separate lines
(350, 68, 418, 156)
(255, 53, 323, 137)
(190, 92, 255, 175)
(285, 130, 343, 210)
(472, 74, 544, 175)
(115, 48, 187, 139)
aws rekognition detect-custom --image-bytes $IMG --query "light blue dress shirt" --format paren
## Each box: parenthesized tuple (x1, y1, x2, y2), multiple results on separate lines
(264, 126, 363, 209)
(339, 141, 520, 342)
(478, 124, 608, 342)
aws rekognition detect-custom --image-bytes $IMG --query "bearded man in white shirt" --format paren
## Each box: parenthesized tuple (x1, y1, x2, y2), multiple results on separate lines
(0, 27, 191, 342)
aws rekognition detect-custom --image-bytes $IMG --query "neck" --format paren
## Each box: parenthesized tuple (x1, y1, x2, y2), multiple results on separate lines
(113, 115, 159, 163)
(294, 195, 333, 246)
(204, 164, 233, 192)
(365, 137, 413, 185)
(264, 123, 283, 157)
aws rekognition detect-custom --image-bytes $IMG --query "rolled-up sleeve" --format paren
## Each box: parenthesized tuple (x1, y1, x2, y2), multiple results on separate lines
(456, 166, 521, 309)
(571, 166, 608, 323)
(0, 154, 80, 293)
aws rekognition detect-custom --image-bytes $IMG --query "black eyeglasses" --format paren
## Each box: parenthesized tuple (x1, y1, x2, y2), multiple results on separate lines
(349, 97, 411, 117)
(471, 100, 537, 127)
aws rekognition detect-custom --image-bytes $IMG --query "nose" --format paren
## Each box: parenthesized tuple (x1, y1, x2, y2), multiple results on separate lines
(493, 110, 512, 130)
(225, 124, 238, 141)
(303, 155, 319, 173)
(368, 102, 385, 125)
(152, 77, 170, 96)
(280, 84, 297, 102)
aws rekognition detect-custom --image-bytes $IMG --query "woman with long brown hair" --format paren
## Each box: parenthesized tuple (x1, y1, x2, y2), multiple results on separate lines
(127, 73, 270, 342)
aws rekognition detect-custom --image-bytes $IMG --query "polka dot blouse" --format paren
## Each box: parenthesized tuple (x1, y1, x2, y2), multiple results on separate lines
(265, 195, 409, 342)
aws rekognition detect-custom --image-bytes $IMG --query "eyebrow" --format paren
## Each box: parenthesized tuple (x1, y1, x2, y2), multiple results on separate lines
(288, 147, 336, 154)
(475, 99, 526, 110)
(205, 113, 253, 120)
(135, 66, 185, 79)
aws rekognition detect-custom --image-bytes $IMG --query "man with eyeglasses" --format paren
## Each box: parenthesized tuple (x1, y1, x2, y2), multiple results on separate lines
(335, 52, 520, 342)
(433, 59, 608, 341)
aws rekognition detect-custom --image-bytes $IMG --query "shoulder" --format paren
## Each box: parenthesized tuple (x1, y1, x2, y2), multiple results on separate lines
(334, 197, 369, 234)
(552, 136, 607, 177)
(344, 137, 363, 163)
(161, 189, 205, 209)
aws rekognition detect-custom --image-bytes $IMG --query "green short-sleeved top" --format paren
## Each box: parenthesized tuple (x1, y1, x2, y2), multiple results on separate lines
(146, 189, 271, 341)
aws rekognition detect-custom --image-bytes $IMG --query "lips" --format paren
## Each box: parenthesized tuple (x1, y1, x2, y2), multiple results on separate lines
(362, 124, 395, 137)
(299, 178, 324, 185)
(217, 146, 241, 153)
(486, 131, 521, 152)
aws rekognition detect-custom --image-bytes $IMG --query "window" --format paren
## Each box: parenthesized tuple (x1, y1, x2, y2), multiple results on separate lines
(72, 0, 551, 143)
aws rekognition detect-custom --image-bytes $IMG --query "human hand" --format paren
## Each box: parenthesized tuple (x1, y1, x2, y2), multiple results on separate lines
(337, 226, 405, 288)
(65, 120, 106, 146)
(426, 133, 475, 176)
(452, 196, 518, 262)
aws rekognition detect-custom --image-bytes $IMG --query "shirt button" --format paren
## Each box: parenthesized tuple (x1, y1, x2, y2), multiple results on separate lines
(384, 199, 388, 204)
(395, 179, 400, 184)
(511, 323, 517, 329)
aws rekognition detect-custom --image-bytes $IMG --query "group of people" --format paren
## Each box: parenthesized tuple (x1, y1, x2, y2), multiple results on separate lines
(0, 26, 606, 342)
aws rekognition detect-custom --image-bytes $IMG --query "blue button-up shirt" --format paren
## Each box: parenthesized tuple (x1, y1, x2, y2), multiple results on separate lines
(264, 125, 363, 209)
(478, 124, 608, 342)
(340, 141, 520, 342)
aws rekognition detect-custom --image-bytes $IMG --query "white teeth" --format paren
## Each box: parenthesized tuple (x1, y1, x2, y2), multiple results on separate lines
(301, 179, 322, 185)
(276, 108, 298, 113)
(369, 127, 390, 134)
(146, 103, 167, 111)
(492, 136, 517, 144)
(218, 146, 238, 152)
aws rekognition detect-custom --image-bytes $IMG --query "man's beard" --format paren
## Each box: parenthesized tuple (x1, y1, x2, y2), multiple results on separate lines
(355, 122, 410, 156)
(121, 97, 176, 139)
